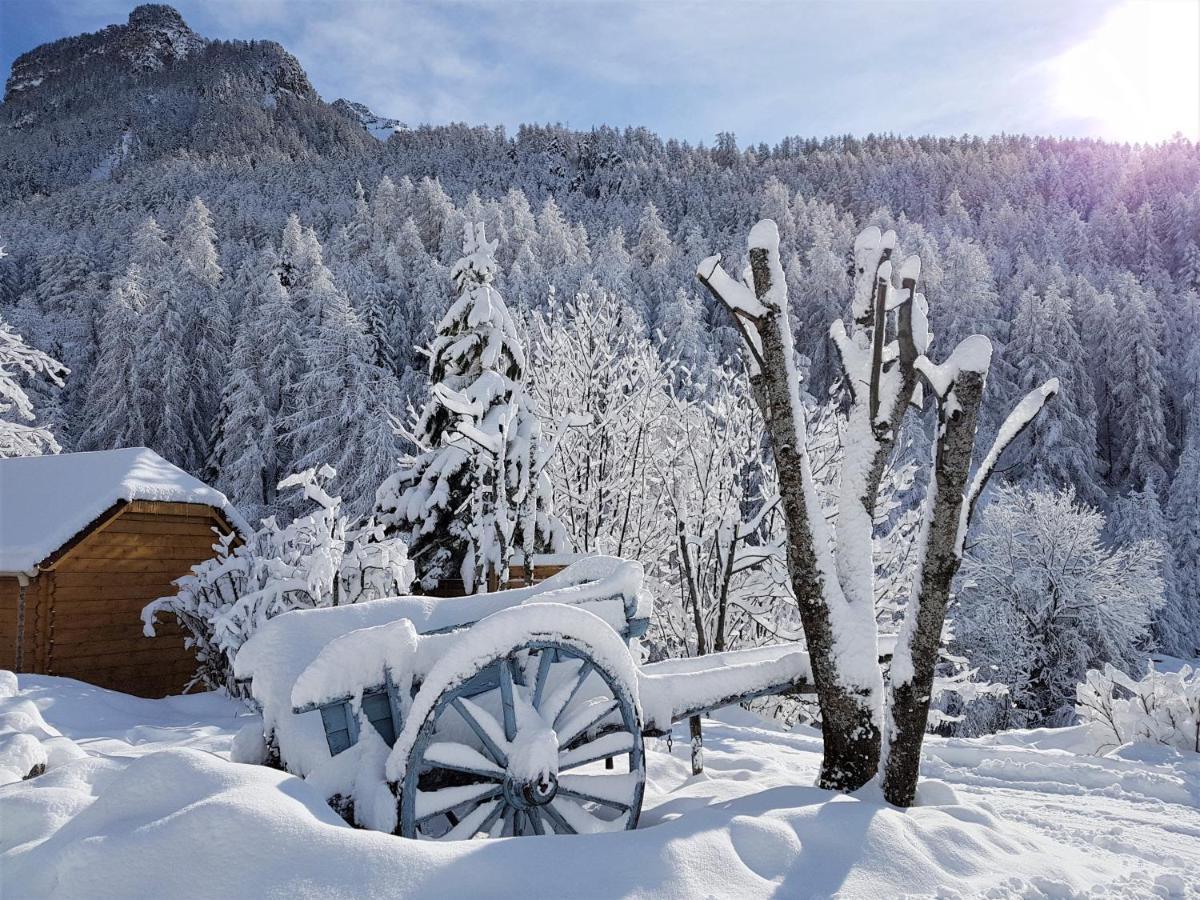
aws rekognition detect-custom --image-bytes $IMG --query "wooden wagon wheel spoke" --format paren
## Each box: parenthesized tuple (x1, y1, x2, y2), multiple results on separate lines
(451, 697, 509, 767)
(543, 659, 594, 727)
(498, 655, 518, 742)
(526, 807, 546, 835)
(531, 647, 555, 709)
(556, 698, 620, 749)
(442, 798, 502, 841)
(538, 800, 577, 835)
(557, 773, 640, 810)
(415, 783, 502, 823)
(558, 731, 636, 771)
(544, 795, 624, 834)
(421, 741, 505, 781)
(555, 788, 631, 812)
(488, 806, 507, 838)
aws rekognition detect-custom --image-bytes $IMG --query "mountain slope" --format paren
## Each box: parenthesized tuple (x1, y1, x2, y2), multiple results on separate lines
(0, 5, 375, 199)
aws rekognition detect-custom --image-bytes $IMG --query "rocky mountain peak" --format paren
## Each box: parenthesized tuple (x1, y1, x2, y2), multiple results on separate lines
(127, 3, 190, 31)
(4, 3, 205, 102)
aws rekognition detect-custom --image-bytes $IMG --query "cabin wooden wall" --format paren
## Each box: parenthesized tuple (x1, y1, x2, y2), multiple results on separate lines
(0, 575, 49, 672)
(3, 500, 233, 699)
(424, 564, 571, 598)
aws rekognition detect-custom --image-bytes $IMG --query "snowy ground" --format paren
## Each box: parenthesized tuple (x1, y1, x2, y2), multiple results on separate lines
(2, 675, 1198, 899)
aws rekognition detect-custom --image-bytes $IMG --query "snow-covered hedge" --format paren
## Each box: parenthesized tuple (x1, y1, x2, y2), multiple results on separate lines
(143, 467, 413, 695)
(1076, 663, 1200, 755)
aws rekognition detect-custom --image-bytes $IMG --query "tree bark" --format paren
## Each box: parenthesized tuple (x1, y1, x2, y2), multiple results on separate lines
(700, 245, 881, 792)
(882, 371, 983, 807)
(677, 495, 706, 774)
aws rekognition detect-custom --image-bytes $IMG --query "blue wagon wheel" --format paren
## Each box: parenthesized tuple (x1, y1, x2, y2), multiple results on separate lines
(399, 639, 645, 839)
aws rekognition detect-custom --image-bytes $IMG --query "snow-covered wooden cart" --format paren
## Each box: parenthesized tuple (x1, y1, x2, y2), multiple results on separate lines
(235, 557, 812, 839)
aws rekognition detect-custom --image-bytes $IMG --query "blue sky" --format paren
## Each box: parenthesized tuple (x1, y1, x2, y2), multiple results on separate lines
(2, 0, 1197, 145)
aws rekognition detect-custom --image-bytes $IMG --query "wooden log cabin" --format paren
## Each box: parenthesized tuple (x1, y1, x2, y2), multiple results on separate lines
(0, 448, 247, 698)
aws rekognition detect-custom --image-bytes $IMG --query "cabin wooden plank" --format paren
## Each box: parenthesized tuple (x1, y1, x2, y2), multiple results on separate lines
(53, 571, 192, 589)
(53, 662, 193, 694)
(51, 642, 194, 665)
(125, 500, 225, 518)
(105, 519, 226, 537)
(118, 510, 216, 523)
(52, 583, 183, 603)
(78, 531, 222, 550)
(53, 626, 184, 648)
(51, 610, 170, 630)
(54, 558, 206, 575)
(57, 542, 222, 561)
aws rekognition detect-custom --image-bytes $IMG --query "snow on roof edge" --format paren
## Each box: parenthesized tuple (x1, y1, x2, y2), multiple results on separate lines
(0, 447, 250, 574)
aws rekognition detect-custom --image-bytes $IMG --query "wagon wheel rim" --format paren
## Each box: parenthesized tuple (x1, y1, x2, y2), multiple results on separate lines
(400, 640, 645, 840)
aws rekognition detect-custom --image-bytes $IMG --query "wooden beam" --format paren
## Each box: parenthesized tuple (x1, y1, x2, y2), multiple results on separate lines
(40, 500, 129, 571)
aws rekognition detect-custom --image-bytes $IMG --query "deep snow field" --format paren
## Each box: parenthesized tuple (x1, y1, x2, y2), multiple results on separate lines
(2, 674, 1198, 900)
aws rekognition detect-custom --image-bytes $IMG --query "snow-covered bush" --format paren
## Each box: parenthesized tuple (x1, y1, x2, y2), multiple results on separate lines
(143, 466, 414, 694)
(1076, 664, 1200, 754)
(955, 485, 1164, 731)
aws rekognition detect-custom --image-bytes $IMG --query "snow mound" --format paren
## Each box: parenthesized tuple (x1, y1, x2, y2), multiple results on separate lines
(2, 676, 1197, 898)
(0, 673, 85, 785)
(2, 743, 1174, 900)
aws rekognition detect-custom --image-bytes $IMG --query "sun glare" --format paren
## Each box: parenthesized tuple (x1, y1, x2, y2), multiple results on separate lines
(1053, 0, 1200, 143)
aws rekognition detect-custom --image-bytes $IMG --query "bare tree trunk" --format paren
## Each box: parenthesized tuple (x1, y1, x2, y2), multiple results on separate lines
(882, 371, 983, 806)
(699, 239, 881, 792)
(677, 494, 707, 775)
(883, 370, 1057, 806)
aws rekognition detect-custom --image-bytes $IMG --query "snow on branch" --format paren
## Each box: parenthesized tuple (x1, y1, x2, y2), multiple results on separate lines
(851, 226, 896, 323)
(959, 377, 1059, 547)
(914, 334, 993, 400)
(696, 255, 767, 320)
(696, 254, 765, 371)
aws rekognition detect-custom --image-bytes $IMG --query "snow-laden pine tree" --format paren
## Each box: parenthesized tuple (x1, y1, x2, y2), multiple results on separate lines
(79, 267, 148, 451)
(1163, 411, 1200, 658)
(283, 281, 400, 519)
(279, 214, 340, 322)
(208, 305, 273, 524)
(1107, 480, 1178, 654)
(376, 223, 565, 591)
(174, 197, 227, 447)
(135, 228, 202, 469)
(1005, 283, 1102, 502)
(1108, 273, 1170, 489)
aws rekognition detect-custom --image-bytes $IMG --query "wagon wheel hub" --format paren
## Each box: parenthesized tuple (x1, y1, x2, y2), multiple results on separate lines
(503, 722, 560, 809)
(504, 771, 558, 809)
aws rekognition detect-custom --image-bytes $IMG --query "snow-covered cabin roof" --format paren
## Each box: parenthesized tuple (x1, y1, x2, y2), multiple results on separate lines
(0, 447, 249, 574)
